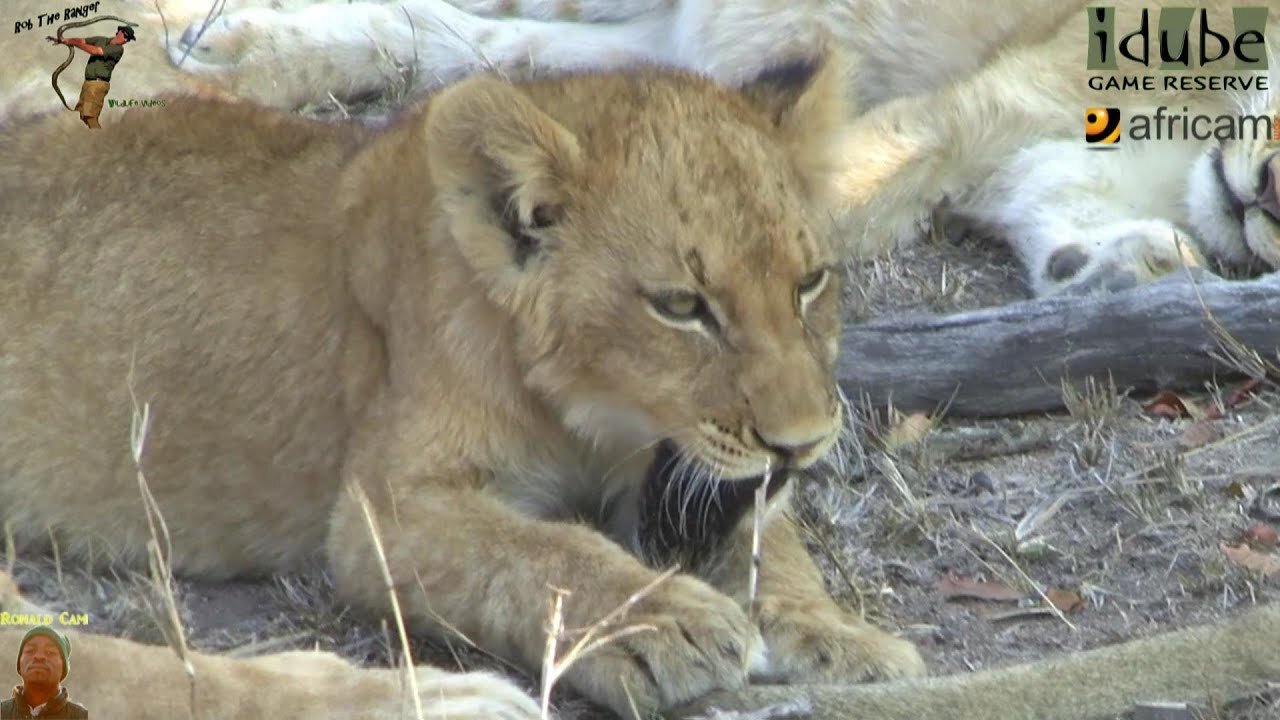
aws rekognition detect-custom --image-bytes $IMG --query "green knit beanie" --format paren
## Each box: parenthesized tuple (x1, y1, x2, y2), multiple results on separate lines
(16, 625, 70, 680)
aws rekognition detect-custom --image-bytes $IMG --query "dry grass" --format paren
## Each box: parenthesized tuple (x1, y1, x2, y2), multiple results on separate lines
(746, 463, 775, 622)
(346, 481, 426, 720)
(128, 371, 199, 717)
(1061, 375, 1124, 468)
(165, 0, 227, 69)
(538, 568, 676, 720)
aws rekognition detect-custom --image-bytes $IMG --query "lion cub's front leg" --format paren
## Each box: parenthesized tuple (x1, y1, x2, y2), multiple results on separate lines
(326, 479, 762, 717)
(705, 506, 926, 684)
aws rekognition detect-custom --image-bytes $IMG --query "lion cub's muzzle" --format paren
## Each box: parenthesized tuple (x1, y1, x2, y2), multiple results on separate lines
(744, 398, 844, 476)
(750, 425, 829, 468)
(732, 357, 844, 476)
(636, 439, 794, 570)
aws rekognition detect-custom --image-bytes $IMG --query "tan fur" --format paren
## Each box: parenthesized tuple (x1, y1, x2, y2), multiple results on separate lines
(0, 569, 543, 719)
(0, 53, 925, 717)
(675, 600, 1280, 719)
(4, 559, 1277, 720)
(1, 1, 1276, 718)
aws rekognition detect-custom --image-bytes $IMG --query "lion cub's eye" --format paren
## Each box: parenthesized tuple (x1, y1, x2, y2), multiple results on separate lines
(796, 268, 829, 309)
(647, 290, 716, 331)
(650, 291, 706, 320)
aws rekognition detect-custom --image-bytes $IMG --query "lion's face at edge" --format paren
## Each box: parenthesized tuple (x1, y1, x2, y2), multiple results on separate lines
(1186, 81, 1280, 271)
(426, 56, 849, 482)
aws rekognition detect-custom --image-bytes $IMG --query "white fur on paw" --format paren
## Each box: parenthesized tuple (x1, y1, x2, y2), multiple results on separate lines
(416, 670, 541, 720)
(169, 9, 277, 69)
(749, 600, 926, 685)
(1039, 220, 1208, 296)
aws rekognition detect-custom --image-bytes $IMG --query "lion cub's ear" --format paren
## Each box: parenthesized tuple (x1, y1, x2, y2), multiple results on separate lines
(737, 48, 848, 203)
(425, 75, 583, 277)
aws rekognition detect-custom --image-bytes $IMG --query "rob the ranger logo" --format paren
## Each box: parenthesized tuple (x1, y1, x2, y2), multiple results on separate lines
(1087, 6, 1268, 70)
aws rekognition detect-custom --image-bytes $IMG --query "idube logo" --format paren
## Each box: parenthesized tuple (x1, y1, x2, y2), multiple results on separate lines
(1086, 6, 1269, 92)
(1087, 6, 1268, 70)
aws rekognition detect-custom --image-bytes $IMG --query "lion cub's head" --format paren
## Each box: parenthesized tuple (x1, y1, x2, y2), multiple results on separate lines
(426, 57, 849, 481)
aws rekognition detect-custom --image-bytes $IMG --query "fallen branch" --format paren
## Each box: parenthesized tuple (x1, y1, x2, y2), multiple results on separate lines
(673, 602, 1280, 720)
(839, 273, 1280, 416)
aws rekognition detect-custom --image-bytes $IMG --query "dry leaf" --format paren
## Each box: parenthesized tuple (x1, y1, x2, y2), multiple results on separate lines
(884, 411, 934, 451)
(1198, 378, 1263, 421)
(1243, 523, 1279, 548)
(1176, 419, 1220, 449)
(936, 573, 1023, 603)
(1180, 396, 1208, 420)
(1220, 542, 1280, 576)
(1044, 588, 1086, 614)
(1223, 377, 1264, 410)
(1142, 390, 1201, 419)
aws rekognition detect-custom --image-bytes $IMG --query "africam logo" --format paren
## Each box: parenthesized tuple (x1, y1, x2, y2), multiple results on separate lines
(1085, 106, 1280, 147)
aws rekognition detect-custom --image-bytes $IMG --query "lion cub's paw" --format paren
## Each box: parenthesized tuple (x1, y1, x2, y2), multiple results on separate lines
(1040, 219, 1211, 296)
(752, 599, 926, 683)
(413, 668, 542, 720)
(565, 574, 762, 716)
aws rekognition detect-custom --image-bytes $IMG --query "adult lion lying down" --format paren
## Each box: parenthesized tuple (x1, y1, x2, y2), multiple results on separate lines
(150, 0, 1280, 296)
(0, 570, 541, 718)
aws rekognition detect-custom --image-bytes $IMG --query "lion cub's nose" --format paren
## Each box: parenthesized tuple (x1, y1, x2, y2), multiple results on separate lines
(752, 428, 827, 465)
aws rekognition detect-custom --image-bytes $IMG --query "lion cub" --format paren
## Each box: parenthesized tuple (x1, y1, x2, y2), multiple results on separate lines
(0, 54, 923, 715)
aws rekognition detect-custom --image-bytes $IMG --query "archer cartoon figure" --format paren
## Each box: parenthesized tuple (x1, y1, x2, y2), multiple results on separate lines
(46, 19, 137, 129)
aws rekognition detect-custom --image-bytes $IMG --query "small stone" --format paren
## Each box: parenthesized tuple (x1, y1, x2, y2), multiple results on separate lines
(967, 471, 995, 495)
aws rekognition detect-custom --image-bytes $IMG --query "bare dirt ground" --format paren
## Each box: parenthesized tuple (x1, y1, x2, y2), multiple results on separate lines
(6, 102, 1279, 718)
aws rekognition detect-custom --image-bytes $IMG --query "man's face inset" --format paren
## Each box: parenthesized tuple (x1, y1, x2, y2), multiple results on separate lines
(111, 30, 130, 45)
(18, 636, 61, 686)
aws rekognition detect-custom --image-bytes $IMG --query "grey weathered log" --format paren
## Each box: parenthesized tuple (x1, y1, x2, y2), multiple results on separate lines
(672, 603, 1280, 720)
(838, 273, 1280, 417)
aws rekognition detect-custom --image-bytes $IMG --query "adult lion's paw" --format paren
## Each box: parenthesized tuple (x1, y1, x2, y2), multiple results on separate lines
(1039, 219, 1211, 297)
(414, 668, 542, 720)
(170, 8, 278, 69)
(752, 598, 926, 683)
(563, 574, 762, 717)
(165, 7, 324, 108)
